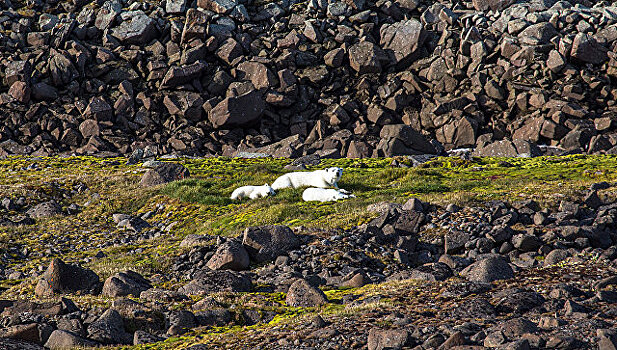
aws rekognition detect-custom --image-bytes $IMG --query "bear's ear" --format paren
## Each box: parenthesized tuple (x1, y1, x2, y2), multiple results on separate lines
(264, 183, 269, 186)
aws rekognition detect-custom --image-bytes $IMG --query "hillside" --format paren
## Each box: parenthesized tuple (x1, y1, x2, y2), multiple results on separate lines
(1, 154, 617, 348)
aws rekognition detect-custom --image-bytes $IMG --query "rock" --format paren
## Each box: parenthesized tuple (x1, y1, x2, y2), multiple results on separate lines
(48, 50, 78, 87)
(544, 249, 569, 266)
(512, 234, 541, 252)
(461, 256, 515, 283)
(379, 19, 425, 65)
(35, 258, 100, 297)
(547, 50, 566, 73)
(83, 96, 113, 121)
(161, 61, 207, 88)
(571, 33, 607, 65)
(0, 323, 47, 345)
(8, 81, 30, 103)
(285, 279, 328, 307)
(473, 140, 540, 158)
(378, 124, 436, 155)
(445, 230, 470, 254)
(208, 90, 265, 129)
(166, 310, 196, 335)
(133, 330, 164, 345)
(178, 270, 252, 294)
(27, 201, 62, 218)
(242, 225, 300, 263)
(349, 41, 386, 74)
(206, 240, 250, 271)
(368, 328, 409, 350)
(87, 309, 132, 345)
(198, 0, 236, 14)
(111, 11, 157, 45)
(140, 163, 190, 187)
(102, 271, 152, 297)
(44, 330, 98, 349)
(166, 0, 187, 14)
(518, 23, 558, 46)
(31, 82, 57, 101)
(472, 0, 514, 11)
(236, 61, 276, 90)
(216, 38, 243, 65)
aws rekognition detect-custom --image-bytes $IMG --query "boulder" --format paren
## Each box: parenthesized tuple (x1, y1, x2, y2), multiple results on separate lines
(44, 330, 98, 349)
(461, 256, 515, 283)
(367, 328, 410, 350)
(87, 309, 132, 345)
(208, 90, 265, 129)
(178, 270, 252, 294)
(140, 162, 190, 187)
(111, 11, 157, 45)
(377, 124, 436, 155)
(102, 270, 152, 297)
(285, 279, 328, 307)
(27, 201, 62, 218)
(35, 258, 100, 297)
(349, 41, 386, 74)
(242, 225, 300, 263)
(206, 240, 250, 271)
(379, 19, 425, 65)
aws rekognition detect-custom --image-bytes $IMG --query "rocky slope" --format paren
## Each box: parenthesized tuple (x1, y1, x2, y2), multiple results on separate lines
(1, 154, 617, 349)
(2, 0, 617, 158)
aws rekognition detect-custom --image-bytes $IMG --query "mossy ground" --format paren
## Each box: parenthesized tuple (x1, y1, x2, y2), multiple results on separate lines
(1, 154, 617, 348)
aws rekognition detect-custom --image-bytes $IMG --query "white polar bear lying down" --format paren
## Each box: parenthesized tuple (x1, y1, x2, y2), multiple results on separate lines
(230, 184, 275, 200)
(302, 188, 355, 202)
(271, 167, 343, 190)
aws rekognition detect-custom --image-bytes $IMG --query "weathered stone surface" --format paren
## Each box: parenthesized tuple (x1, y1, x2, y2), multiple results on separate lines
(571, 33, 608, 65)
(242, 225, 300, 263)
(461, 256, 515, 283)
(140, 163, 190, 187)
(197, 0, 236, 14)
(102, 271, 152, 297)
(209, 90, 265, 128)
(285, 279, 328, 307)
(161, 61, 207, 88)
(111, 11, 158, 44)
(206, 240, 250, 271)
(367, 328, 409, 350)
(44, 330, 98, 349)
(35, 258, 100, 297)
(178, 270, 252, 294)
(349, 41, 385, 74)
(87, 309, 132, 345)
(380, 19, 425, 65)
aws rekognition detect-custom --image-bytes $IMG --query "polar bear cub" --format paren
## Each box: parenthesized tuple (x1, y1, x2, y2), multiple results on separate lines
(302, 188, 355, 202)
(271, 167, 343, 190)
(230, 184, 276, 200)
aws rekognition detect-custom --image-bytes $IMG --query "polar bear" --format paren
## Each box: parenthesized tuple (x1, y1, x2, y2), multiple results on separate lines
(302, 188, 355, 202)
(230, 184, 276, 200)
(271, 167, 344, 190)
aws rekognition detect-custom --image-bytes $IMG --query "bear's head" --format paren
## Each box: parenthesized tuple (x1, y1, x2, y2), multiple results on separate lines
(325, 167, 343, 184)
(264, 183, 275, 195)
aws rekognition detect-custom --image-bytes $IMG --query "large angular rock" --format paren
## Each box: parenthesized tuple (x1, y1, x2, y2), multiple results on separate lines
(83, 96, 113, 122)
(111, 11, 157, 45)
(472, 0, 514, 11)
(518, 23, 558, 46)
(206, 241, 250, 271)
(242, 225, 300, 263)
(377, 124, 436, 155)
(87, 309, 132, 345)
(95, 0, 122, 30)
(44, 330, 98, 349)
(216, 38, 243, 65)
(285, 279, 328, 307)
(238, 134, 303, 158)
(102, 271, 152, 297)
(236, 61, 276, 90)
(379, 19, 425, 65)
(27, 201, 62, 218)
(571, 33, 608, 64)
(48, 50, 78, 87)
(161, 61, 207, 88)
(349, 41, 385, 74)
(461, 256, 514, 283)
(208, 90, 265, 128)
(140, 163, 190, 187)
(197, 0, 236, 14)
(178, 270, 252, 294)
(473, 140, 541, 158)
(35, 258, 100, 297)
(367, 328, 410, 350)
